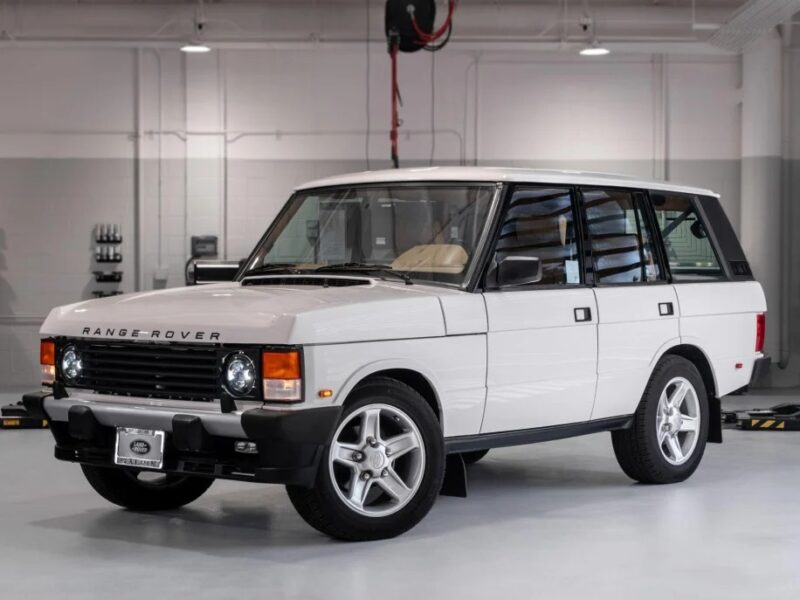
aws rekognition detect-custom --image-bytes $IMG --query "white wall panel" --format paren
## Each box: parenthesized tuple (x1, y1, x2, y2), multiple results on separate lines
(667, 59, 741, 162)
(478, 58, 655, 163)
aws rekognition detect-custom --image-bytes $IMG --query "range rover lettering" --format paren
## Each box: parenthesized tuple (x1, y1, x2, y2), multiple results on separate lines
(25, 167, 768, 541)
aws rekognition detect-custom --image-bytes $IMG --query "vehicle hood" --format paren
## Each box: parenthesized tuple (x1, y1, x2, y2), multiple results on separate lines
(40, 279, 458, 345)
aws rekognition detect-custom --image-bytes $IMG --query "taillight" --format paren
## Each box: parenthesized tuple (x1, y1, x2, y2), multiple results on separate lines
(755, 313, 766, 353)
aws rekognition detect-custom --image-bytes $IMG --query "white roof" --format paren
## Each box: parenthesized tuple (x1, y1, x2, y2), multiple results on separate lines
(296, 167, 719, 198)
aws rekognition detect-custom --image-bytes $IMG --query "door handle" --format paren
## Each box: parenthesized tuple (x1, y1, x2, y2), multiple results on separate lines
(658, 302, 674, 316)
(574, 307, 592, 322)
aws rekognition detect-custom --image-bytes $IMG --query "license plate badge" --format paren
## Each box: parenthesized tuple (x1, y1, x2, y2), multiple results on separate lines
(114, 428, 165, 470)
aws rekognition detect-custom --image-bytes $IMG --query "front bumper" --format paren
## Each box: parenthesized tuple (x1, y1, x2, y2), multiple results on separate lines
(23, 390, 340, 488)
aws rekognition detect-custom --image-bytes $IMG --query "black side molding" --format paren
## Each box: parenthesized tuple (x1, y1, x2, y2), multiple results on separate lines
(444, 415, 633, 454)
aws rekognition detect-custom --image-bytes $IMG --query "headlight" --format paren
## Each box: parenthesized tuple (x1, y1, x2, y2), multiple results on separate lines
(61, 345, 83, 383)
(223, 353, 256, 396)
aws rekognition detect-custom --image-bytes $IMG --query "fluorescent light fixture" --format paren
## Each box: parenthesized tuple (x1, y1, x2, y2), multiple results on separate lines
(180, 42, 211, 53)
(579, 41, 610, 56)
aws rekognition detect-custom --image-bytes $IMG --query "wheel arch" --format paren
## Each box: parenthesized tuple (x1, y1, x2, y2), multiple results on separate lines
(335, 360, 443, 426)
(659, 344, 718, 399)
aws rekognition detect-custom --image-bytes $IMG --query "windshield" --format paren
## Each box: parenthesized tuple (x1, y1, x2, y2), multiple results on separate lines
(241, 184, 497, 287)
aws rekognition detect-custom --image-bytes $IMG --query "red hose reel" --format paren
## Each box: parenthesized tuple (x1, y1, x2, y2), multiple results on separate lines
(384, 0, 456, 167)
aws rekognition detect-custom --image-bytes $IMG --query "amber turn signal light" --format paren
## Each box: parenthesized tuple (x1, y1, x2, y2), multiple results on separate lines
(262, 350, 301, 380)
(40, 340, 56, 386)
(262, 350, 302, 402)
(40, 340, 56, 366)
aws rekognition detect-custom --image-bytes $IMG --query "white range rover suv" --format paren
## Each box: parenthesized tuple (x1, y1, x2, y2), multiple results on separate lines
(25, 167, 768, 541)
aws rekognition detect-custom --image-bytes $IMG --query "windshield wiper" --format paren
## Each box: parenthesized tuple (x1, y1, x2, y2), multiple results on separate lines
(314, 263, 413, 285)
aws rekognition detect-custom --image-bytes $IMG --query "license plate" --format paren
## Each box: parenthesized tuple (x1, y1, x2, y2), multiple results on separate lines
(114, 428, 165, 470)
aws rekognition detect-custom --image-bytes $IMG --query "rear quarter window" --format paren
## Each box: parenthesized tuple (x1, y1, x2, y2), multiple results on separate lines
(649, 192, 725, 282)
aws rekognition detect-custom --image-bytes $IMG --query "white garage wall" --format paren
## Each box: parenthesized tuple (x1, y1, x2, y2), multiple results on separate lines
(0, 43, 756, 387)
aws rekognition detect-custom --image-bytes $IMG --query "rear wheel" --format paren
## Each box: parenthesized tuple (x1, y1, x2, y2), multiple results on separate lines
(461, 449, 489, 465)
(612, 355, 709, 484)
(81, 465, 214, 511)
(287, 377, 444, 541)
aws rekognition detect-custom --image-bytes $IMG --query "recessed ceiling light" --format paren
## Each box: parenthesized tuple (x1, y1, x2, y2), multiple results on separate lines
(579, 41, 610, 56)
(181, 42, 211, 53)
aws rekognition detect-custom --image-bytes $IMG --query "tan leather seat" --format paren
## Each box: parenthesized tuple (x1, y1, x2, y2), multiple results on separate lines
(391, 244, 469, 274)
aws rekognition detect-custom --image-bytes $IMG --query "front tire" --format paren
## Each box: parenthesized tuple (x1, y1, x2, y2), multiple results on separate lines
(81, 465, 214, 511)
(287, 377, 445, 541)
(612, 355, 709, 484)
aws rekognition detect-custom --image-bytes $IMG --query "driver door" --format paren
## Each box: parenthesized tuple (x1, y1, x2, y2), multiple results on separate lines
(480, 185, 598, 433)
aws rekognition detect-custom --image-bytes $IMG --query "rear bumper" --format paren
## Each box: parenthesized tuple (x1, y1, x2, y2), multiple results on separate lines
(750, 355, 771, 386)
(23, 390, 340, 487)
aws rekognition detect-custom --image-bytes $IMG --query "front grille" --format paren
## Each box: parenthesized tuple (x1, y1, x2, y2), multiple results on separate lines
(70, 341, 221, 401)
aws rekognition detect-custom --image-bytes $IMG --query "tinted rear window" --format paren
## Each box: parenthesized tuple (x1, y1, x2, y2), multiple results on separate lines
(650, 192, 724, 282)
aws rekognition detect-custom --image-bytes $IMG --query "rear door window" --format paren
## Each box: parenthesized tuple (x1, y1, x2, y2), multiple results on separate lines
(649, 192, 724, 281)
(580, 188, 664, 284)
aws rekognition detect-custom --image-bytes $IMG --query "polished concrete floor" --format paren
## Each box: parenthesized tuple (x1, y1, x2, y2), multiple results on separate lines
(1, 388, 799, 599)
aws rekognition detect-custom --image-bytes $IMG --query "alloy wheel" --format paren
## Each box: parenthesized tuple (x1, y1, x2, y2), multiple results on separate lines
(328, 403, 426, 517)
(656, 376, 701, 466)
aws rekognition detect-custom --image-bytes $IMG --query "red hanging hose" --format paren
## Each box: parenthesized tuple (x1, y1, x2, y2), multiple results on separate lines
(389, 1, 457, 167)
(410, 0, 455, 45)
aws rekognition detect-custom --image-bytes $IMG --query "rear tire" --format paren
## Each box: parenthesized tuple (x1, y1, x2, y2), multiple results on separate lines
(612, 355, 709, 484)
(461, 449, 489, 465)
(287, 377, 444, 541)
(81, 465, 214, 511)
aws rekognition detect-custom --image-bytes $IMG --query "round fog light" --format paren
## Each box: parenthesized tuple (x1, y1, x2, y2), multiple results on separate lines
(224, 353, 256, 396)
(61, 345, 83, 383)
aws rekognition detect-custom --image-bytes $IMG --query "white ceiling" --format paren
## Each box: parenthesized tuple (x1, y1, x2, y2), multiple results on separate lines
(0, 1, 796, 50)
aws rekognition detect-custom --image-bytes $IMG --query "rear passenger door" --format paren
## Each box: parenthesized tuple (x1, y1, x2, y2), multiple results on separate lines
(481, 186, 598, 433)
(579, 188, 680, 420)
(650, 192, 763, 396)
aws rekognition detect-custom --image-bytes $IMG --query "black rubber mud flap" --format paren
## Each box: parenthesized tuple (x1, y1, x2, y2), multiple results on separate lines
(708, 396, 722, 444)
(440, 453, 467, 498)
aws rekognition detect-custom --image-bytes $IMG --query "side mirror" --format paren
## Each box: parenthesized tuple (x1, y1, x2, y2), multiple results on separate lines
(494, 255, 543, 288)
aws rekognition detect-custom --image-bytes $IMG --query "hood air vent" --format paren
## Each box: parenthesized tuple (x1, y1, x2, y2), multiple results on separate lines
(241, 276, 370, 288)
